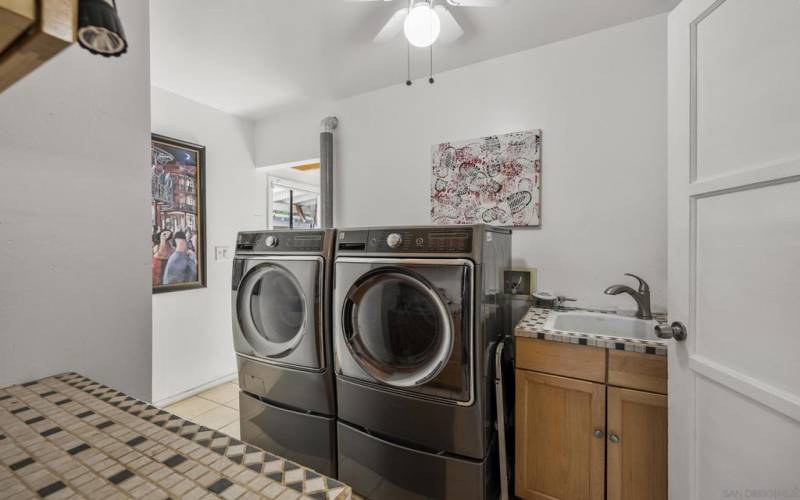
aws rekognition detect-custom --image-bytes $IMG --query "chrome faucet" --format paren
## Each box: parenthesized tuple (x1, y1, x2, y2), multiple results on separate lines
(604, 273, 652, 320)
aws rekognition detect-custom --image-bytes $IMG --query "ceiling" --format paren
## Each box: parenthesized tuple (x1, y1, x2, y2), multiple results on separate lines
(269, 164, 321, 187)
(149, 0, 679, 120)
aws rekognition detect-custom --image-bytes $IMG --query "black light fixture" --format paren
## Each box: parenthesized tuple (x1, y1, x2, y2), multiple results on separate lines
(77, 0, 128, 57)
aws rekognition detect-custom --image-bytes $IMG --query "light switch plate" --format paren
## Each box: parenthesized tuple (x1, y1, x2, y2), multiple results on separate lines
(215, 246, 230, 261)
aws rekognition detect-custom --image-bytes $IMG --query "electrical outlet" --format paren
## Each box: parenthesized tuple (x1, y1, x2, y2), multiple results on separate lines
(215, 246, 230, 261)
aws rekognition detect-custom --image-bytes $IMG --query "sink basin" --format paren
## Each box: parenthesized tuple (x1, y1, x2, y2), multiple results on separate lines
(544, 311, 660, 341)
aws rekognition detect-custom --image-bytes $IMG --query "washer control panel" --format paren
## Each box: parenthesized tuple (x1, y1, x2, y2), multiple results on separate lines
(237, 231, 325, 252)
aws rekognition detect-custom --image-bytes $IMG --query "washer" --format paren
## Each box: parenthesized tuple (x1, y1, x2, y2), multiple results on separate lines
(232, 229, 337, 477)
(333, 225, 511, 499)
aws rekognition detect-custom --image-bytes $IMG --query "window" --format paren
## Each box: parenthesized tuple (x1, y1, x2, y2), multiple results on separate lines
(269, 179, 320, 229)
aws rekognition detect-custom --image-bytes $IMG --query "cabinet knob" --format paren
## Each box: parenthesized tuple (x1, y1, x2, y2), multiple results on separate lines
(609, 433, 620, 444)
(593, 429, 604, 439)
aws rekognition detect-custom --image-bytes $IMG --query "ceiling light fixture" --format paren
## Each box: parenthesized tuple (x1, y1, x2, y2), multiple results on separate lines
(403, 1, 441, 48)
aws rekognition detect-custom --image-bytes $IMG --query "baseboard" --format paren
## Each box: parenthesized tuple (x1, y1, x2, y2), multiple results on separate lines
(153, 371, 238, 408)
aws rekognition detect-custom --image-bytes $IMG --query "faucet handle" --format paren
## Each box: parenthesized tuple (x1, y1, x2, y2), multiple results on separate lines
(556, 296, 576, 308)
(624, 273, 649, 293)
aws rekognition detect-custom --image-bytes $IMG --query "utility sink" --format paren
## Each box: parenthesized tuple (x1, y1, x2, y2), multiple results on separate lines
(544, 310, 660, 341)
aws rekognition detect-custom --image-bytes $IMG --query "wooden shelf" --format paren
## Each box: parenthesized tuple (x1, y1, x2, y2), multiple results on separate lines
(0, 0, 77, 93)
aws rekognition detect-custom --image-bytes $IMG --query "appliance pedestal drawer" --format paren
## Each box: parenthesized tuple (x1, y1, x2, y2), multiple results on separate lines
(239, 391, 337, 477)
(337, 421, 495, 500)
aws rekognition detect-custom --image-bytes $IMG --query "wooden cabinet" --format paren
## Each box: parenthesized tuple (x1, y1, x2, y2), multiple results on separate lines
(607, 387, 667, 500)
(515, 337, 667, 500)
(608, 350, 667, 395)
(516, 337, 606, 383)
(515, 370, 605, 500)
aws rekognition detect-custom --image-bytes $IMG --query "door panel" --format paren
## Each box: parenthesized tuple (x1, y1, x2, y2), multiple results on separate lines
(668, 1, 800, 498)
(695, 0, 800, 180)
(514, 370, 605, 500)
(232, 257, 324, 369)
(334, 259, 474, 403)
(342, 268, 454, 388)
(694, 377, 800, 500)
(607, 387, 667, 500)
(696, 182, 800, 393)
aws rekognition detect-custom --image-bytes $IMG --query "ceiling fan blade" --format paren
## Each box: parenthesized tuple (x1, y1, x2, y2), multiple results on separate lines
(374, 7, 408, 43)
(446, 0, 508, 6)
(434, 6, 464, 43)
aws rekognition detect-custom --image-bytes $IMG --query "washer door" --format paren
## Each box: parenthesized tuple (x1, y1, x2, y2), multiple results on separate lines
(237, 263, 308, 358)
(342, 267, 454, 388)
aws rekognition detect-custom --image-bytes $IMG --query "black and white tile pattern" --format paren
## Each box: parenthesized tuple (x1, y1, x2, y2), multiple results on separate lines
(0, 373, 351, 499)
(515, 307, 669, 356)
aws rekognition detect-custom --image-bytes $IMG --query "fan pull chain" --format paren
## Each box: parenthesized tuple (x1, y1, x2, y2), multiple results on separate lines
(429, 44, 435, 84)
(428, 0, 435, 84)
(406, 39, 412, 86)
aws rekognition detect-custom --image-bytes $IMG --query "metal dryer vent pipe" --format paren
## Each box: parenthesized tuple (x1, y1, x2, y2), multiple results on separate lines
(320, 116, 338, 229)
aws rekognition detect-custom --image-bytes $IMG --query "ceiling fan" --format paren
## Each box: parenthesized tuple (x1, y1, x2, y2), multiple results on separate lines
(354, 0, 509, 48)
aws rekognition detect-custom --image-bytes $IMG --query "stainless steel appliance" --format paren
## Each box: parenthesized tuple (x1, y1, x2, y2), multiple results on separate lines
(232, 229, 337, 477)
(333, 225, 511, 499)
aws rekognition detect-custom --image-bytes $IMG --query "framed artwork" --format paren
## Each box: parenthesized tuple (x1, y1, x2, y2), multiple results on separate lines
(151, 134, 206, 293)
(503, 268, 537, 296)
(431, 129, 541, 227)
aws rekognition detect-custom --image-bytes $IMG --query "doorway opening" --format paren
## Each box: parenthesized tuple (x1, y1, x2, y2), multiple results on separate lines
(266, 162, 321, 229)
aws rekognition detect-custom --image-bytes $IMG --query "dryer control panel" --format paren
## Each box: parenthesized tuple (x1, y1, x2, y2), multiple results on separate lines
(337, 227, 473, 254)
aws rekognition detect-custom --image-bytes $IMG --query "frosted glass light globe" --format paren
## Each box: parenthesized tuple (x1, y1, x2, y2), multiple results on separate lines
(404, 3, 441, 48)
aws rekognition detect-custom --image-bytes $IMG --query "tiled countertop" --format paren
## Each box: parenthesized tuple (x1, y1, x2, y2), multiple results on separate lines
(515, 307, 669, 356)
(0, 373, 350, 499)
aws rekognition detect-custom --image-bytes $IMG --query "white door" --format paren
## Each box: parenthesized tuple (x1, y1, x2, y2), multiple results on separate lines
(668, 1, 800, 499)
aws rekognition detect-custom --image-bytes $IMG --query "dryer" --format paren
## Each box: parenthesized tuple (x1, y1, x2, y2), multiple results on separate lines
(333, 225, 511, 499)
(232, 229, 337, 477)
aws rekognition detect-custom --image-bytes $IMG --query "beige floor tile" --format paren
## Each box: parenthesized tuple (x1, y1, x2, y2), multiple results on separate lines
(218, 421, 240, 440)
(197, 383, 239, 405)
(222, 397, 239, 411)
(191, 405, 238, 431)
(165, 397, 218, 420)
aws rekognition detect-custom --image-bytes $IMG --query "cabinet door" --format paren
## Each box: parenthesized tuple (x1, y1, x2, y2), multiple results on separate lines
(607, 387, 667, 500)
(515, 370, 605, 500)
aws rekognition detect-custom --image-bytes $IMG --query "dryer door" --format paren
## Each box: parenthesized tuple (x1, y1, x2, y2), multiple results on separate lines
(336, 259, 473, 403)
(235, 257, 323, 368)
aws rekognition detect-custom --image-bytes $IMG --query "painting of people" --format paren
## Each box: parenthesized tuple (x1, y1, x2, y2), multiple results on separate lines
(151, 134, 206, 293)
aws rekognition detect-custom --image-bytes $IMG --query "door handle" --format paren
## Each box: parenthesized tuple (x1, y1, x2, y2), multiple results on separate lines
(654, 321, 688, 341)
(609, 434, 620, 444)
(593, 429, 604, 439)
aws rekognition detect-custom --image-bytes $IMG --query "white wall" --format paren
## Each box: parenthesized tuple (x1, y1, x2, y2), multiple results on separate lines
(253, 15, 668, 311)
(151, 87, 266, 404)
(0, 0, 152, 399)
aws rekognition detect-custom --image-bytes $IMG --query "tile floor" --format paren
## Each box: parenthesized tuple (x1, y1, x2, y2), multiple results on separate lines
(163, 380, 241, 439)
(163, 380, 366, 498)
